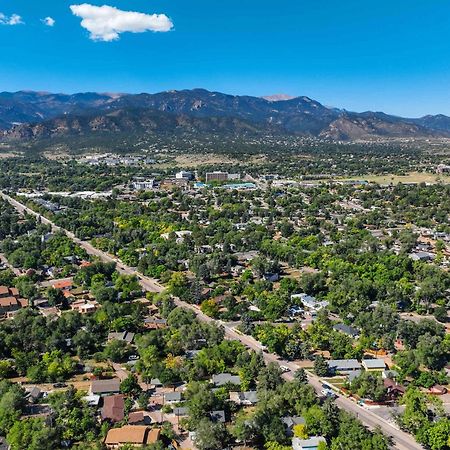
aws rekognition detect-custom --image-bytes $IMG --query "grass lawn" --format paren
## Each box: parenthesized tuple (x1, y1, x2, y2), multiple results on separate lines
(323, 377, 347, 388)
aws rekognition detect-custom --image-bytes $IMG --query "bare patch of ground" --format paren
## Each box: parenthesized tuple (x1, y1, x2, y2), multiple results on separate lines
(0, 151, 23, 159)
(43, 149, 71, 160)
(341, 172, 450, 185)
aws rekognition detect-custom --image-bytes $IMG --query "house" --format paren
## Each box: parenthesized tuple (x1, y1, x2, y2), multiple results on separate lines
(263, 272, 280, 282)
(128, 411, 150, 425)
(0, 286, 11, 298)
(288, 305, 304, 317)
(83, 394, 101, 407)
(346, 370, 362, 383)
(150, 378, 163, 388)
(0, 285, 26, 317)
(381, 369, 399, 380)
(291, 293, 328, 312)
(24, 386, 42, 404)
(104, 426, 160, 449)
(333, 323, 360, 339)
(409, 251, 435, 262)
(200, 287, 212, 299)
(283, 416, 305, 436)
(0, 296, 20, 316)
(211, 373, 241, 387)
(160, 230, 192, 242)
(107, 331, 135, 344)
(143, 317, 167, 329)
(328, 359, 361, 373)
(164, 392, 182, 404)
(384, 378, 406, 399)
(143, 320, 164, 330)
(210, 410, 226, 423)
(70, 299, 99, 315)
(229, 391, 258, 406)
(51, 279, 73, 291)
(361, 359, 386, 371)
(101, 395, 125, 422)
(90, 378, 121, 396)
(429, 385, 447, 395)
(292, 436, 327, 450)
(173, 407, 189, 417)
(416, 243, 432, 252)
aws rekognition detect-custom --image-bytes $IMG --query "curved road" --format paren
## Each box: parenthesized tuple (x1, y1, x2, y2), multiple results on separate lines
(1, 191, 423, 450)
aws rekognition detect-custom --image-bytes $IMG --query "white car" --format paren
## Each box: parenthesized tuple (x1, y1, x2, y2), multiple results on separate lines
(321, 385, 336, 398)
(280, 365, 290, 373)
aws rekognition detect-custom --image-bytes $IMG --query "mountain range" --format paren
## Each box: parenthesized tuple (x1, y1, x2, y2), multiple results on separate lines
(2, 89, 450, 142)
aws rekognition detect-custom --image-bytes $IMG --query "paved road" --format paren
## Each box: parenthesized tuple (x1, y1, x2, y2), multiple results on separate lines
(0, 191, 164, 293)
(173, 300, 422, 450)
(0, 253, 22, 276)
(1, 192, 422, 450)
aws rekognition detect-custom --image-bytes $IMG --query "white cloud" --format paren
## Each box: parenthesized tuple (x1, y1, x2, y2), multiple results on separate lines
(69, 3, 173, 42)
(0, 13, 24, 26)
(42, 16, 56, 27)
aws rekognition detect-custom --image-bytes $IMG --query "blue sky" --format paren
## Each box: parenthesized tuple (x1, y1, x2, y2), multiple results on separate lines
(1, 0, 449, 117)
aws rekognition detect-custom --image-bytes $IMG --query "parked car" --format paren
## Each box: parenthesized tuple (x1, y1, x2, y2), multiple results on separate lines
(321, 384, 336, 398)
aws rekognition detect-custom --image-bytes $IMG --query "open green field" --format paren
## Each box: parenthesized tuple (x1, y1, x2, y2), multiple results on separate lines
(340, 171, 450, 185)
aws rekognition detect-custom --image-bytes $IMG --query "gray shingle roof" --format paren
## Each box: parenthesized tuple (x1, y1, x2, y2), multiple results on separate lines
(211, 373, 241, 386)
(328, 359, 361, 371)
(91, 378, 121, 394)
(333, 323, 359, 337)
(362, 359, 386, 369)
(164, 391, 182, 402)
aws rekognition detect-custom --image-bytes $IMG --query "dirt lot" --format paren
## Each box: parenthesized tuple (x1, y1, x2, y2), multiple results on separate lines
(341, 172, 450, 185)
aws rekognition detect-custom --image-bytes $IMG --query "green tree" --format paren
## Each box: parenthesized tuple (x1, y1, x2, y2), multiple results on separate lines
(7, 418, 59, 450)
(120, 374, 142, 397)
(0, 383, 25, 434)
(293, 368, 308, 384)
(400, 388, 443, 435)
(257, 362, 282, 392)
(194, 418, 229, 450)
(314, 355, 330, 377)
(103, 339, 130, 362)
(48, 386, 99, 442)
(422, 418, 450, 450)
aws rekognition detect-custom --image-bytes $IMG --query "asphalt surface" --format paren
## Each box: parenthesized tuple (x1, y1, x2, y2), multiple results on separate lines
(1, 191, 423, 450)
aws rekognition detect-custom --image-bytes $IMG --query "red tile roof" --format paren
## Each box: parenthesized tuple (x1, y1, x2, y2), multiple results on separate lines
(104, 426, 160, 445)
(101, 395, 125, 422)
(0, 286, 10, 296)
(52, 280, 73, 290)
(0, 297, 19, 308)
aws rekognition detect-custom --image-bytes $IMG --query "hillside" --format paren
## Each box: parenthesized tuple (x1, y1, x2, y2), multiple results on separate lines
(1, 88, 449, 142)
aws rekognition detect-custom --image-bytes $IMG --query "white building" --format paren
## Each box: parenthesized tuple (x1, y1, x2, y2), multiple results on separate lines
(132, 179, 155, 191)
(291, 293, 329, 312)
(176, 171, 193, 180)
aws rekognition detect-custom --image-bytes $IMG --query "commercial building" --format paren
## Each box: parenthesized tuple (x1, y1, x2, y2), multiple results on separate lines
(132, 179, 155, 191)
(205, 171, 229, 183)
(175, 171, 194, 180)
